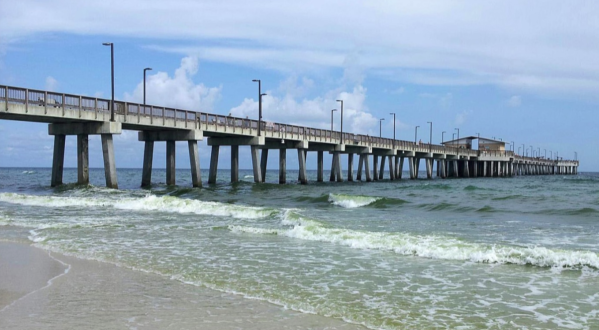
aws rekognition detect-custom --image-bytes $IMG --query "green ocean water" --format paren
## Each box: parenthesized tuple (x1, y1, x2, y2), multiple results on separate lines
(0, 167, 597, 329)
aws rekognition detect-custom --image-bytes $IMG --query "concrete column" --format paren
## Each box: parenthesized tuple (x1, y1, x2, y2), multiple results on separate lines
(251, 145, 262, 183)
(231, 145, 239, 183)
(51, 135, 66, 187)
(440, 159, 446, 179)
(208, 145, 219, 184)
(260, 149, 268, 183)
(357, 154, 364, 181)
(453, 160, 459, 178)
(298, 149, 308, 184)
(364, 154, 372, 182)
(463, 160, 470, 178)
(379, 155, 386, 180)
(335, 153, 343, 182)
(409, 157, 415, 179)
(330, 154, 337, 182)
(348, 153, 354, 181)
(415, 158, 420, 179)
(398, 157, 405, 179)
(426, 158, 433, 179)
(473, 160, 478, 178)
(317, 151, 324, 182)
(388, 156, 395, 180)
(188, 140, 202, 187)
(436, 160, 440, 178)
(279, 149, 286, 184)
(101, 134, 118, 189)
(373, 155, 379, 181)
(395, 155, 401, 179)
(141, 141, 154, 187)
(166, 140, 176, 185)
(77, 134, 89, 185)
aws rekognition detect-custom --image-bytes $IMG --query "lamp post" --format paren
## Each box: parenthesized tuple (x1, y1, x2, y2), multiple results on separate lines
(518, 146, 521, 155)
(544, 149, 547, 159)
(575, 151, 577, 161)
(427, 121, 432, 152)
(550, 150, 552, 159)
(143, 67, 152, 109)
(415, 126, 419, 144)
(511, 141, 515, 152)
(330, 109, 337, 131)
(379, 118, 385, 137)
(102, 42, 115, 122)
(390, 112, 396, 139)
(251, 79, 263, 136)
(336, 99, 344, 143)
(522, 144, 525, 157)
(556, 151, 559, 160)
(442, 131, 446, 144)
(455, 128, 460, 153)
(537, 147, 540, 158)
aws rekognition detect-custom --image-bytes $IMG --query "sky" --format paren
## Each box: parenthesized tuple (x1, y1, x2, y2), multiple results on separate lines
(0, 0, 596, 173)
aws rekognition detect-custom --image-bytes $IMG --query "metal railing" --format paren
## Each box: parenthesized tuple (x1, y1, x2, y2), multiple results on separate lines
(0, 85, 579, 163)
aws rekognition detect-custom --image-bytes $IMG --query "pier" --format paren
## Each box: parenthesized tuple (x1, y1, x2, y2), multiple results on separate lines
(0, 85, 579, 188)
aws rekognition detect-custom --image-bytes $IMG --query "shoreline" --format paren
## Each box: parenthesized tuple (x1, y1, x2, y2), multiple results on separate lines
(0, 240, 365, 330)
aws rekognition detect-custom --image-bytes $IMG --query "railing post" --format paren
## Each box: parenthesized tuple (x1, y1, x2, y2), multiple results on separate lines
(62, 93, 65, 116)
(79, 96, 82, 117)
(185, 111, 188, 128)
(124, 102, 128, 122)
(94, 98, 98, 119)
(162, 107, 165, 125)
(44, 91, 48, 114)
(137, 104, 140, 123)
(25, 89, 29, 113)
(4, 86, 8, 111)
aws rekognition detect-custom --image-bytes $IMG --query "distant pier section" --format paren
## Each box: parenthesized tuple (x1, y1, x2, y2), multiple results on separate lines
(0, 85, 579, 188)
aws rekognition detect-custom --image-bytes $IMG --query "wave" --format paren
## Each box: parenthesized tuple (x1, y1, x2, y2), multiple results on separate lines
(230, 211, 599, 270)
(327, 193, 408, 209)
(0, 193, 276, 220)
(21, 170, 36, 174)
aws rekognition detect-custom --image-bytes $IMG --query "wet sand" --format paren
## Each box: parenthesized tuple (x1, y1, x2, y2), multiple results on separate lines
(0, 241, 365, 330)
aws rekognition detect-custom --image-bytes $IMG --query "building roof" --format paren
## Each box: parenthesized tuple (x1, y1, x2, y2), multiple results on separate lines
(442, 136, 505, 145)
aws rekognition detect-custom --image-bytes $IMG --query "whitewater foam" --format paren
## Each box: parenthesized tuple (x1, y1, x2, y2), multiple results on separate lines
(0, 193, 276, 220)
(231, 211, 599, 270)
(328, 193, 380, 208)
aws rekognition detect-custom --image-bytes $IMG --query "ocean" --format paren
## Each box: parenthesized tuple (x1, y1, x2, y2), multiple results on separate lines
(0, 167, 597, 329)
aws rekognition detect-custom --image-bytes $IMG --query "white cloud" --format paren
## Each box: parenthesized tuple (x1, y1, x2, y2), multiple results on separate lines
(3, 1, 599, 96)
(229, 84, 379, 135)
(124, 56, 221, 112)
(45, 76, 58, 91)
(455, 110, 470, 125)
(507, 95, 522, 107)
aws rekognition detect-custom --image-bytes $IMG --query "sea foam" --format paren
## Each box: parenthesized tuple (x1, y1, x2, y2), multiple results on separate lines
(231, 211, 599, 270)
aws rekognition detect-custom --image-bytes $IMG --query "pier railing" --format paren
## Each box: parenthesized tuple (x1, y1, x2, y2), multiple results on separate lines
(0, 85, 577, 164)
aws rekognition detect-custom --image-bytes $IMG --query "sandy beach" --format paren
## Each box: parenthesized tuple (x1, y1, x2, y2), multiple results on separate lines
(0, 241, 364, 330)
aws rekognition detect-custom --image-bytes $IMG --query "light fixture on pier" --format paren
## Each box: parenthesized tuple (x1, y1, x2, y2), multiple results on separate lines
(102, 42, 114, 122)
(143, 67, 152, 109)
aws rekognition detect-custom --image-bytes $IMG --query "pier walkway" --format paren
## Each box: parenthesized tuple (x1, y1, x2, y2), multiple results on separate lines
(0, 85, 579, 188)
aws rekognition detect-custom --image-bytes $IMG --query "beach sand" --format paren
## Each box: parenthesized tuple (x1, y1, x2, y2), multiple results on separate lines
(0, 241, 365, 330)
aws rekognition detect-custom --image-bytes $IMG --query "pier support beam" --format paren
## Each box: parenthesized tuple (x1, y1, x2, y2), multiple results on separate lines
(251, 146, 262, 183)
(77, 134, 89, 185)
(51, 135, 66, 187)
(141, 141, 154, 187)
(379, 155, 386, 180)
(317, 151, 324, 182)
(279, 149, 286, 184)
(426, 158, 433, 179)
(298, 149, 308, 184)
(388, 156, 395, 180)
(357, 154, 364, 181)
(348, 153, 354, 181)
(101, 134, 118, 189)
(364, 154, 372, 182)
(330, 154, 337, 182)
(440, 159, 446, 179)
(166, 141, 176, 185)
(398, 157, 405, 179)
(209, 145, 219, 184)
(231, 145, 239, 183)
(260, 149, 268, 183)
(373, 156, 379, 181)
(409, 157, 415, 179)
(188, 141, 202, 187)
(463, 160, 470, 178)
(335, 152, 343, 182)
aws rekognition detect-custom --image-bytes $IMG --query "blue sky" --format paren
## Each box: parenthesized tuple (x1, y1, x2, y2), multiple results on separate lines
(0, 1, 596, 172)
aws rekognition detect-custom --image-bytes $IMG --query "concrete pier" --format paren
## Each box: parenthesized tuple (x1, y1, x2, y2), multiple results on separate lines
(0, 85, 581, 189)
